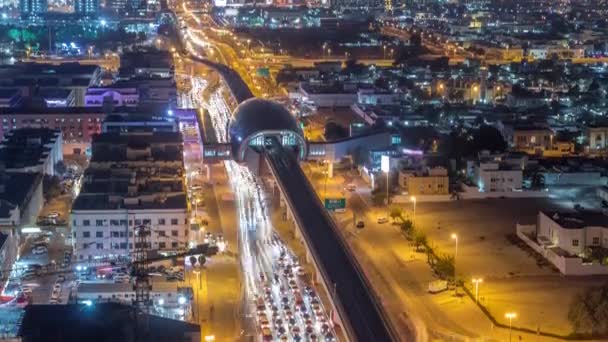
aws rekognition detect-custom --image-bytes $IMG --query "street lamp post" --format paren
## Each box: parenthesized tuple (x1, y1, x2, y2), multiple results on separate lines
(410, 196, 417, 225)
(505, 312, 517, 342)
(472, 278, 483, 303)
(451, 233, 458, 279)
(383, 45, 387, 59)
(381, 156, 390, 215)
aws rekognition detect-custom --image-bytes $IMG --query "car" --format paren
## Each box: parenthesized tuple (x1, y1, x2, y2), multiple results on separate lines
(377, 217, 388, 224)
(261, 327, 273, 341)
(345, 183, 356, 191)
(324, 332, 336, 341)
(356, 221, 365, 229)
(49, 298, 58, 304)
(321, 323, 330, 334)
(56, 275, 65, 283)
(21, 287, 32, 295)
(47, 212, 60, 219)
(32, 246, 48, 255)
(258, 317, 270, 328)
(296, 267, 306, 277)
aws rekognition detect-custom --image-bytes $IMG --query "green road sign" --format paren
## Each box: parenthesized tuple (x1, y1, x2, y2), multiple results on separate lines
(324, 198, 346, 211)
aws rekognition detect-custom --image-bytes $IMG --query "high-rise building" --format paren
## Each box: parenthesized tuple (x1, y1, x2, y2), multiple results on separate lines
(74, 0, 98, 15)
(19, 0, 47, 18)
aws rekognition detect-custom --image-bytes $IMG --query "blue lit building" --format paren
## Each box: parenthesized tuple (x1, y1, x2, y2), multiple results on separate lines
(74, 0, 98, 16)
(19, 0, 46, 19)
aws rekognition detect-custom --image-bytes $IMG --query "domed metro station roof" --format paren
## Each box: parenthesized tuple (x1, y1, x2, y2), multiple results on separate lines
(228, 98, 305, 160)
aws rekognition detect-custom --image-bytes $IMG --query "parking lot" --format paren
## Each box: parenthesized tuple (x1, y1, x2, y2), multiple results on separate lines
(394, 196, 608, 336)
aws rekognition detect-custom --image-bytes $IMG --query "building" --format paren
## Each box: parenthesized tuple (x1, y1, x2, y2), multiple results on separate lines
(536, 210, 608, 257)
(516, 210, 608, 275)
(0, 63, 101, 106)
(19, 303, 200, 342)
(511, 125, 554, 152)
(474, 160, 522, 192)
(0, 89, 23, 108)
(102, 113, 179, 133)
(0, 171, 43, 227)
(118, 50, 174, 80)
(74, 0, 98, 15)
(71, 130, 188, 262)
(19, 0, 46, 18)
(37, 88, 76, 108)
(0, 107, 107, 155)
(0, 128, 63, 176)
(298, 82, 359, 107)
(399, 167, 449, 196)
(85, 87, 139, 107)
(77, 281, 191, 307)
(586, 123, 608, 153)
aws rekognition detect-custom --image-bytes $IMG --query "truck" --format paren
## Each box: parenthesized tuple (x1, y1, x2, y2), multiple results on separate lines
(428, 280, 448, 294)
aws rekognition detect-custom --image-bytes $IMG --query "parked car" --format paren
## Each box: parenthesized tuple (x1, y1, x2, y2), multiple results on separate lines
(377, 217, 388, 224)
(356, 221, 365, 229)
(32, 246, 48, 255)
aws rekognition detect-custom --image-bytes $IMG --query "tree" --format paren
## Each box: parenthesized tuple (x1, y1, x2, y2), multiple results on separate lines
(43, 175, 62, 201)
(434, 254, 455, 280)
(54, 161, 67, 176)
(189, 256, 197, 267)
(400, 219, 414, 237)
(568, 285, 608, 335)
(414, 231, 427, 252)
(389, 207, 403, 223)
(324, 122, 348, 141)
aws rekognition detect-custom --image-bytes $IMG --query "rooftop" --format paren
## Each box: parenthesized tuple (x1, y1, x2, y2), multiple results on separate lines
(0, 128, 60, 169)
(19, 303, 199, 342)
(72, 193, 187, 211)
(0, 172, 43, 218)
(542, 210, 608, 229)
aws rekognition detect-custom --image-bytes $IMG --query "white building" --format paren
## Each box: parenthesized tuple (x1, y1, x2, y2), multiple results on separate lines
(474, 161, 522, 192)
(536, 210, 608, 257)
(71, 131, 188, 262)
(85, 87, 139, 107)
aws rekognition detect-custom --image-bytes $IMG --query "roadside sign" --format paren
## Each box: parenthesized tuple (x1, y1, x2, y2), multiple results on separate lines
(324, 198, 346, 211)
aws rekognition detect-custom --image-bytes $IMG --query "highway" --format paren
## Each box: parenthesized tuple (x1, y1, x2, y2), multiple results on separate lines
(263, 139, 406, 342)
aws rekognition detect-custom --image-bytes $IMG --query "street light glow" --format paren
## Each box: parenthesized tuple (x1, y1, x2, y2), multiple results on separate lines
(505, 312, 517, 319)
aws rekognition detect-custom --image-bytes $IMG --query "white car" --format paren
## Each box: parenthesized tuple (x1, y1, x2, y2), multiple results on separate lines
(47, 212, 60, 219)
(32, 246, 48, 255)
(377, 217, 388, 224)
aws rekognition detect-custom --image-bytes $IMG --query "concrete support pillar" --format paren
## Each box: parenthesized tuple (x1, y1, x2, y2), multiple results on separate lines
(327, 162, 334, 179)
(205, 164, 211, 181)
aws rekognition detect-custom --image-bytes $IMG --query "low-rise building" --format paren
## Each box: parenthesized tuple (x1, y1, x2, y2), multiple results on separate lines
(474, 160, 523, 192)
(536, 210, 608, 257)
(0, 107, 105, 155)
(38, 88, 76, 108)
(511, 125, 554, 152)
(0, 128, 63, 176)
(0, 171, 43, 227)
(85, 87, 139, 107)
(399, 167, 449, 196)
(0, 89, 23, 108)
(586, 123, 608, 153)
(71, 130, 188, 262)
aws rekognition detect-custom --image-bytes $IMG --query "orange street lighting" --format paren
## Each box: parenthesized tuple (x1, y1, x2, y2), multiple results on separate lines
(505, 312, 517, 341)
(472, 278, 483, 303)
(410, 196, 416, 223)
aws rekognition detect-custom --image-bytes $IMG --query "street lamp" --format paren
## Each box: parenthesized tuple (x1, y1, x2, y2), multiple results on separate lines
(451, 233, 458, 278)
(383, 45, 387, 59)
(472, 278, 483, 303)
(381, 156, 390, 214)
(505, 312, 517, 341)
(410, 196, 416, 224)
